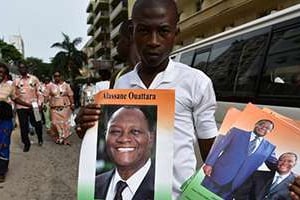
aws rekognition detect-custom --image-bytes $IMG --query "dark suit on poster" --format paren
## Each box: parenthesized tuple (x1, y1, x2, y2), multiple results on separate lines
(201, 127, 277, 199)
(258, 171, 296, 200)
(94, 162, 155, 200)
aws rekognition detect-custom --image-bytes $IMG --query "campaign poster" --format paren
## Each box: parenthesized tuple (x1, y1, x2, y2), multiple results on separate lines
(78, 89, 175, 200)
(181, 103, 300, 200)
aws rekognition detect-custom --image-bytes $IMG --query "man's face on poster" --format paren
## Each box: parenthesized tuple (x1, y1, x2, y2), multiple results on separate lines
(106, 107, 153, 173)
(277, 153, 297, 175)
(254, 120, 274, 137)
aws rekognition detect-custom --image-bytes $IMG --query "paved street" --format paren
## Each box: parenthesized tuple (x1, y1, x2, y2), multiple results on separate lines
(0, 126, 81, 200)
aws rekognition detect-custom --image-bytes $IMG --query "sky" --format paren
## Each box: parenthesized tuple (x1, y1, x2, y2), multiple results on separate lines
(0, 0, 89, 63)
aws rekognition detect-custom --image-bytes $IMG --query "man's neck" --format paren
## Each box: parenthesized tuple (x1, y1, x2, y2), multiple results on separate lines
(277, 171, 291, 176)
(137, 59, 169, 88)
(21, 73, 28, 78)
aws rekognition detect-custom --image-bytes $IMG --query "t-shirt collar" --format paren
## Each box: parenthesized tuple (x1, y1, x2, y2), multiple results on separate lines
(130, 58, 175, 87)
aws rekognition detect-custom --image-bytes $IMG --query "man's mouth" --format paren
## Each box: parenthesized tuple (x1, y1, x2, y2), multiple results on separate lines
(117, 147, 135, 152)
(146, 51, 160, 56)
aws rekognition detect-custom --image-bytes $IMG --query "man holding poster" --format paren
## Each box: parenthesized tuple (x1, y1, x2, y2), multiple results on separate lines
(76, 0, 218, 199)
(94, 106, 155, 200)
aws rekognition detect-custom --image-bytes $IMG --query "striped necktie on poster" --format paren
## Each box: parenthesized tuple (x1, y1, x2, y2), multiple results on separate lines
(269, 175, 282, 191)
(248, 136, 259, 155)
(114, 181, 128, 200)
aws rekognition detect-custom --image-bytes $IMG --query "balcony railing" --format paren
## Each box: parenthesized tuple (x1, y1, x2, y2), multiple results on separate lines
(111, 46, 118, 58)
(87, 13, 94, 24)
(110, 1, 127, 22)
(94, 0, 109, 12)
(110, 22, 122, 40)
(87, 26, 94, 36)
(94, 11, 110, 27)
(86, 0, 94, 12)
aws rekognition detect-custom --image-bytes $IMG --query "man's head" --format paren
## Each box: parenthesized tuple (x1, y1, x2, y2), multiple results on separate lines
(53, 71, 62, 83)
(0, 62, 9, 82)
(105, 106, 155, 179)
(17, 61, 28, 76)
(44, 76, 50, 84)
(117, 19, 140, 67)
(253, 119, 274, 137)
(117, 19, 133, 61)
(131, 0, 179, 70)
(277, 152, 297, 175)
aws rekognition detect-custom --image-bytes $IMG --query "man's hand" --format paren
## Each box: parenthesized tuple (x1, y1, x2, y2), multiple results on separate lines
(290, 176, 300, 200)
(202, 164, 213, 177)
(75, 104, 101, 139)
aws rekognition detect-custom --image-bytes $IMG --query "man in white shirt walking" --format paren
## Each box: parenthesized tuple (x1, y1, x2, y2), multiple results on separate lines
(76, 0, 218, 199)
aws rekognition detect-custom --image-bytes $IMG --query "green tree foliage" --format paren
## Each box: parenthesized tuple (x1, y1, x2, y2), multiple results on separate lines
(0, 40, 23, 63)
(25, 57, 54, 79)
(50, 33, 87, 82)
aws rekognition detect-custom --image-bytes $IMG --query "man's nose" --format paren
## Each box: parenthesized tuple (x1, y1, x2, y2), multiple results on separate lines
(149, 32, 160, 46)
(116, 132, 132, 142)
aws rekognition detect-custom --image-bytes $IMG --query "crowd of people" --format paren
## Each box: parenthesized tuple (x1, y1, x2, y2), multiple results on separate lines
(0, 60, 100, 182)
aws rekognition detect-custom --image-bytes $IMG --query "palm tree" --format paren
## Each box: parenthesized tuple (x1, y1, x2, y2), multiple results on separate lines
(51, 33, 87, 83)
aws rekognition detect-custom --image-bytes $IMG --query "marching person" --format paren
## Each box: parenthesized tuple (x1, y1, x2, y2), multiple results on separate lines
(46, 71, 74, 145)
(13, 61, 44, 152)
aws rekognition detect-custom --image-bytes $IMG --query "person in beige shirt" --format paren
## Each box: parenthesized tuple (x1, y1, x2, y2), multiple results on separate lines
(46, 70, 74, 145)
(13, 61, 43, 152)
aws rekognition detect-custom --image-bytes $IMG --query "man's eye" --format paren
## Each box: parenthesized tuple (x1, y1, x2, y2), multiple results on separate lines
(109, 130, 122, 135)
(160, 29, 170, 34)
(130, 129, 142, 135)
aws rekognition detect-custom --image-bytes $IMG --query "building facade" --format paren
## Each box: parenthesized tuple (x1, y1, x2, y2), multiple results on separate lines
(85, 0, 110, 61)
(84, 0, 128, 69)
(9, 35, 25, 56)
(175, 0, 300, 49)
(84, 0, 300, 66)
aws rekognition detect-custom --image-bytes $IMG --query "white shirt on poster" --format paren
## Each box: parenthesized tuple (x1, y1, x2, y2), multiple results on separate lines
(106, 159, 151, 200)
(249, 132, 263, 153)
(272, 171, 291, 185)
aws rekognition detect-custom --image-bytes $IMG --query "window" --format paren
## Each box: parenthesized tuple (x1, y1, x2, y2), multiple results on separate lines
(234, 28, 270, 97)
(192, 48, 210, 72)
(260, 23, 300, 97)
(179, 50, 195, 66)
(206, 38, 242, 97)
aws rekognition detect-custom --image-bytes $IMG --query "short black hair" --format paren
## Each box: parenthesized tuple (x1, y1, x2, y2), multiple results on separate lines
(0, 62, 9, 75)
(279, 152, 298, 162)
(17, 60, 27, 68)
(0, 101, 13, 120)
(132, 0, 179, 23)
(53, 70, 62, 75)
(255, 119, 274, 130)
